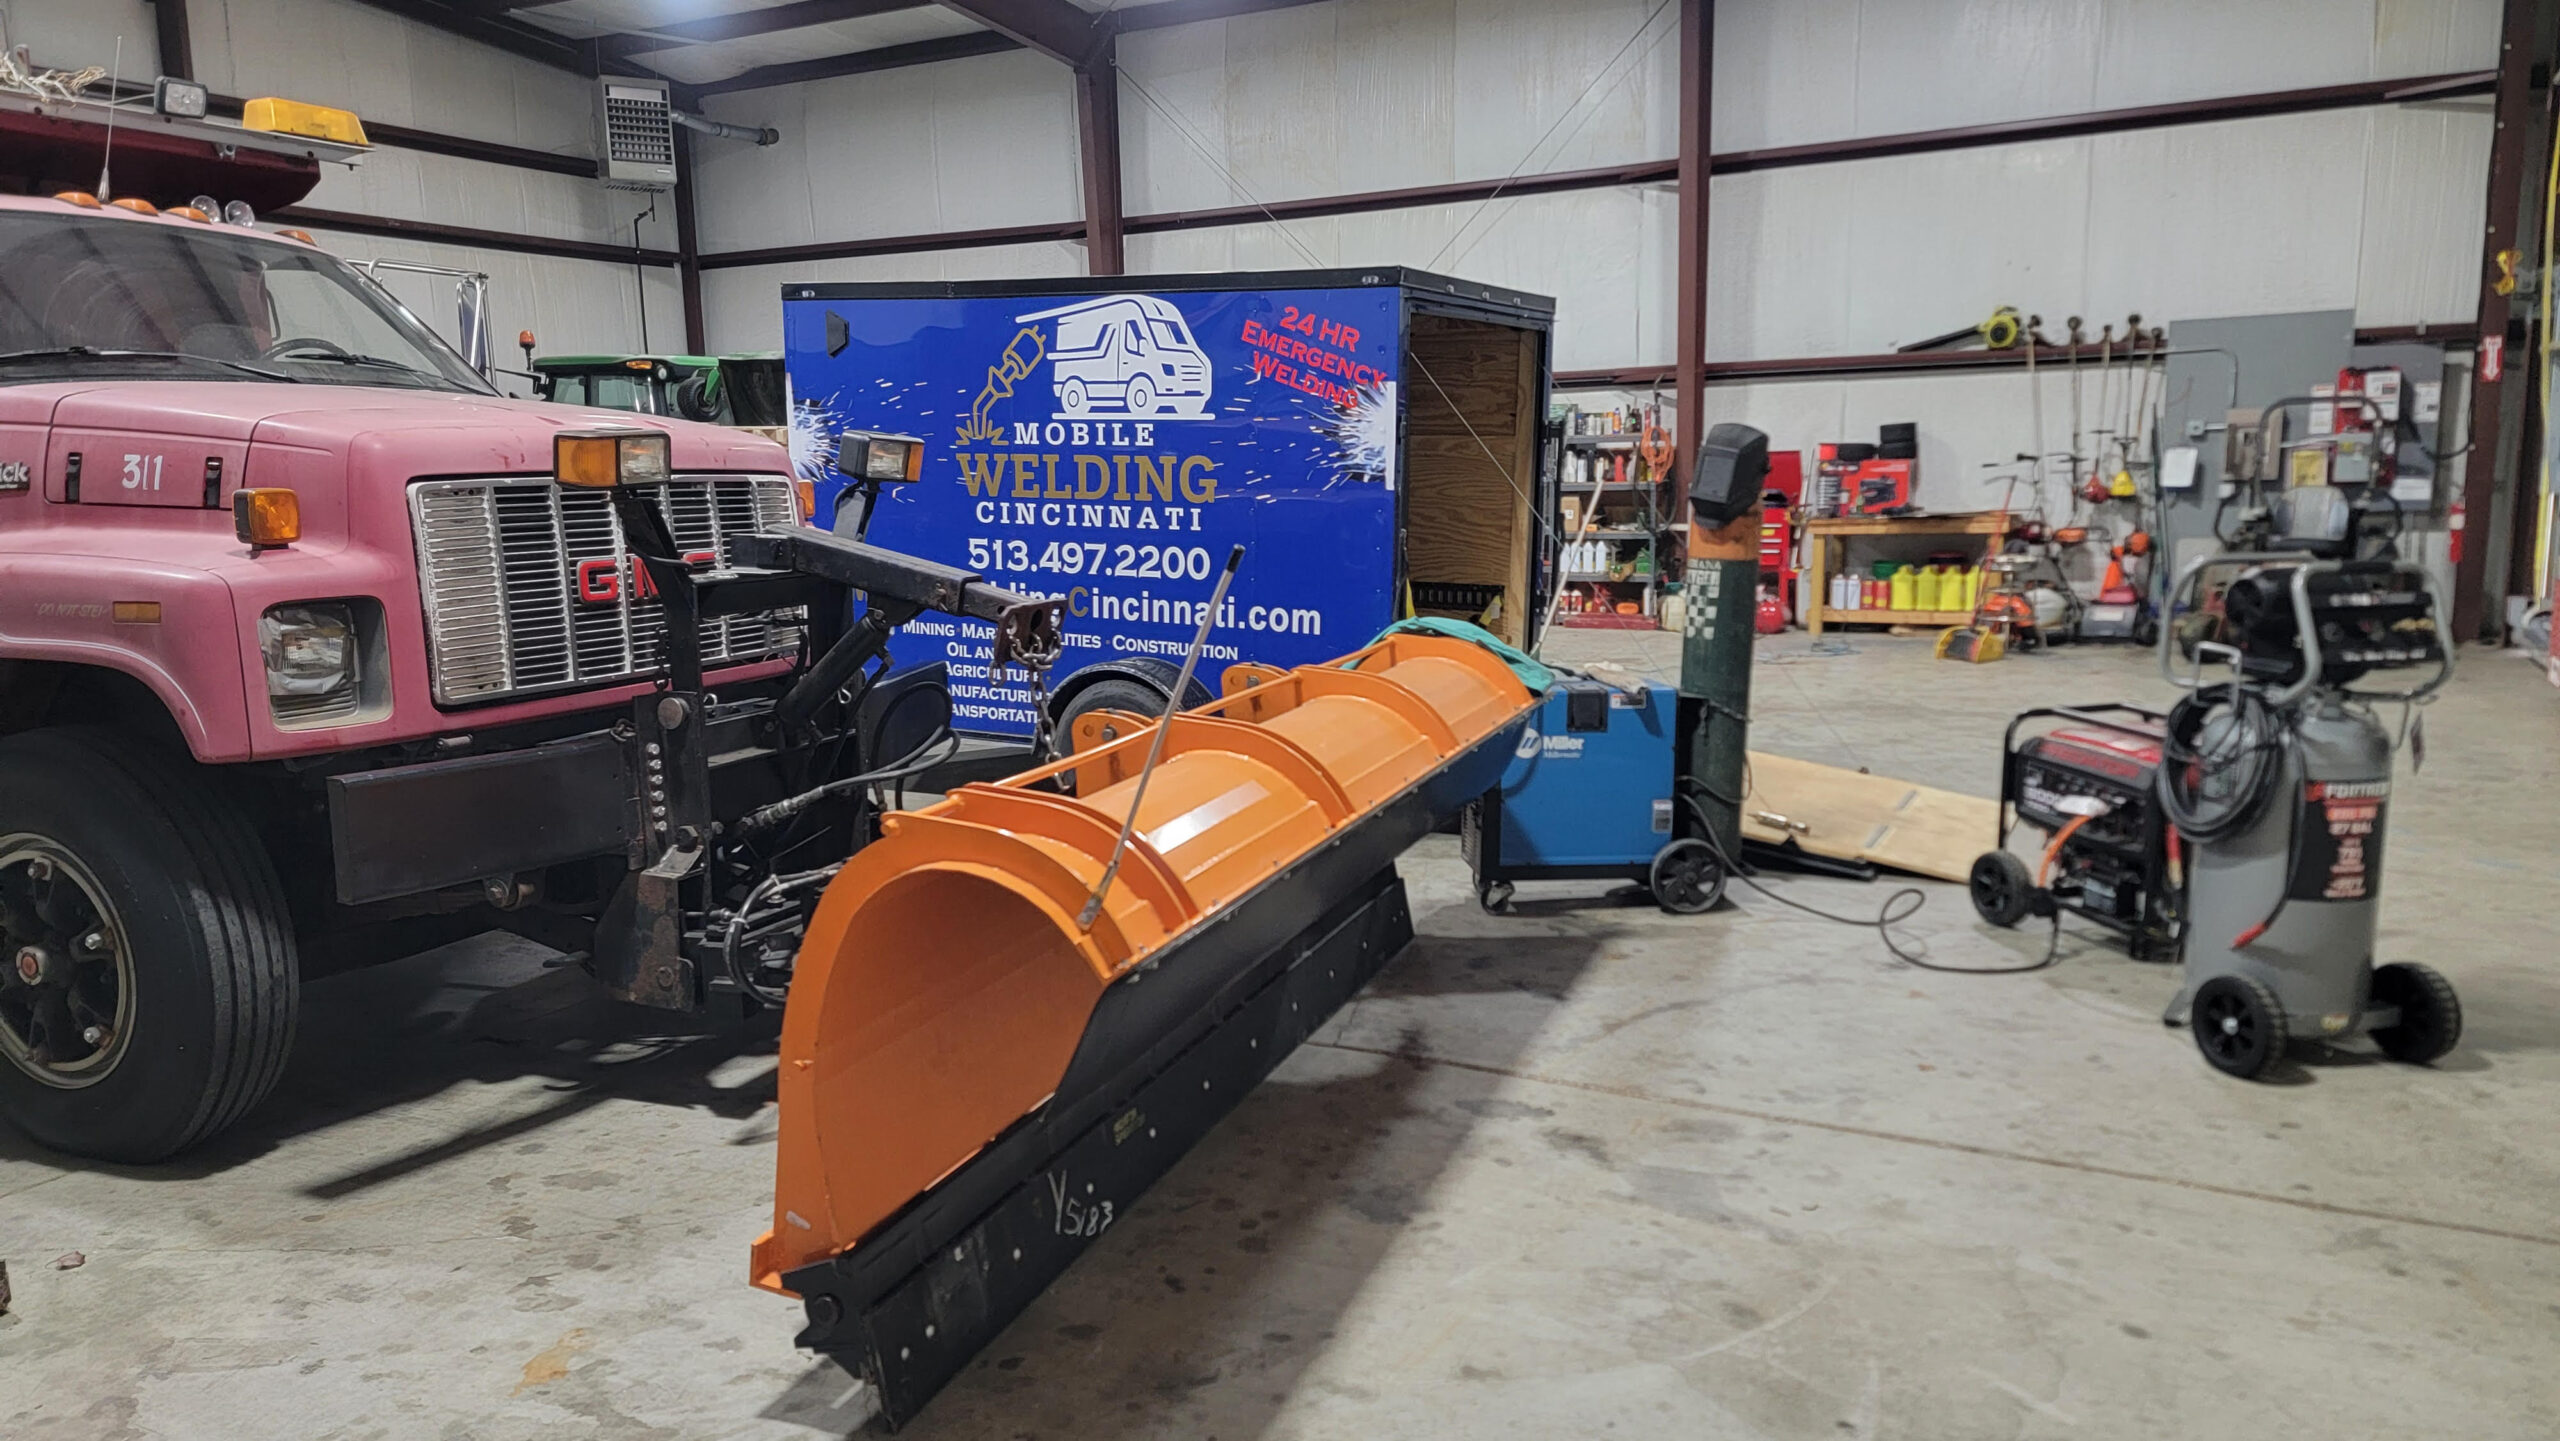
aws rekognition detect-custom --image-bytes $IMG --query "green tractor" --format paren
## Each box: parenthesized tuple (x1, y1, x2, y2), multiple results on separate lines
(523, 338, 791, 442)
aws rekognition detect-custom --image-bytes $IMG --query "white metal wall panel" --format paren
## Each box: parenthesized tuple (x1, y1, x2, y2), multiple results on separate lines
(2356, 102, 2496, 325)
(698, 241, 1088, 355)
(693, 48, 1077, 254)
(0, 0, 163, 75)
(1714, 0, 2499, 153)
(1118, 0, 1677, 215)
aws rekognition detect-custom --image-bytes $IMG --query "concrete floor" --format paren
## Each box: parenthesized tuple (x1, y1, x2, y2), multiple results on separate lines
(3, 632, 2556, 1440)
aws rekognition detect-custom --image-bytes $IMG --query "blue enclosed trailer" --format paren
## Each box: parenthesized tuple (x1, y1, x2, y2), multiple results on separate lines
(779, 268, 1556, 741)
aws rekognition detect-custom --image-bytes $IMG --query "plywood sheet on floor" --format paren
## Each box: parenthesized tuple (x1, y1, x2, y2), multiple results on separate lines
(1741, 749, 1998, 882)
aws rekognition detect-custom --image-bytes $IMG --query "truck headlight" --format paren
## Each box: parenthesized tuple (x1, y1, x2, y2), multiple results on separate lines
(261, 603, 356, 698)
(555, 429, 671, 488)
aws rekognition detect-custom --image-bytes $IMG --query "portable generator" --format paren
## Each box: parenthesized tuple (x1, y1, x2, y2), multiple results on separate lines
(1970, 705, 2179, 959)
(1975, 552, 2459, 1079)
(1464, 674, 1725, 914)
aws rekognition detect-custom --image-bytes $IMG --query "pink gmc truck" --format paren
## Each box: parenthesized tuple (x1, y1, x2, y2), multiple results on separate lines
(0, 137, 1058, 1162)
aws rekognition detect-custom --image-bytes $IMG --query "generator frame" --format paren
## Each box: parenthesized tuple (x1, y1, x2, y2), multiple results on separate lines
(1991, 703, 2182, 960)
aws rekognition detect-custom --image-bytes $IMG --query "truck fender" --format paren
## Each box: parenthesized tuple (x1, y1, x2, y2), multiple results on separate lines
(1040, 656, 1213, 729)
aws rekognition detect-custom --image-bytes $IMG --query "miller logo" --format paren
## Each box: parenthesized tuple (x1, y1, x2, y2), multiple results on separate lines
(958, 294, 1214, 444)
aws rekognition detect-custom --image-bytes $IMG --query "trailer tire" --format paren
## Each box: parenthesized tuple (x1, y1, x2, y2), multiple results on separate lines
(0, 731, 297, 1162)
(2368, 962, 2461, 1065)
(1053, 678, 1171, 756)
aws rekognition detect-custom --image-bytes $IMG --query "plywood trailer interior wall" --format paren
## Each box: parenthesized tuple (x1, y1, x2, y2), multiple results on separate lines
(1404, 314, 1542, 647)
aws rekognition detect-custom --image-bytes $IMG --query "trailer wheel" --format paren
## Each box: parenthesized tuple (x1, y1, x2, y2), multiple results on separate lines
(2191, 974, 2285, 1080)
(1969, 850, 2035, 927)
(1649, 839, 1727, 915)
(1053, 678, 1171, 755)
(2368, 962, 2461, 1065)
(0, 731, 297, 1161)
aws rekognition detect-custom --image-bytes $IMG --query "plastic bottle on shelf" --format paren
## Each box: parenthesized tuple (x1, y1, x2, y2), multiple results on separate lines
(1914, 566, 1941, 612)
(1889, 565, 1917, 611)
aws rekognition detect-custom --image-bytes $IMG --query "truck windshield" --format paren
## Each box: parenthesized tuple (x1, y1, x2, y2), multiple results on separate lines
(0, 211, 493, 393)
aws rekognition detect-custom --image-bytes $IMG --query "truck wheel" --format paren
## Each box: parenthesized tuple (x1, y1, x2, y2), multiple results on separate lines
(2191, 974, 2285, 1080)
(1061, 378, 1089, 415)
(2367, 962, 2461, 1065)
(0, 732, 297, 1161)
(1128, 375, 1157, 416)
(1969, 850, 2035, 927)
(1054, 679, 1170, 755)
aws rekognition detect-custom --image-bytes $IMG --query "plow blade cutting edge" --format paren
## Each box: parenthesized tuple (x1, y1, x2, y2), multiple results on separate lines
(753, 632, 1538, 1426)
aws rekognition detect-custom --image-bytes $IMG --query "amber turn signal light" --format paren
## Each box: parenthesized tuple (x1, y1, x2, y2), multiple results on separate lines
(233, 488, 301, 548)
(555, 429, 671, 489)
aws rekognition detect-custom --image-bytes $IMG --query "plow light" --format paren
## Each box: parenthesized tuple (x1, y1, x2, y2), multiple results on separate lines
(242, 96, 368, 146)
(556, 430, 670, 489)
(837, 430, 923, 483)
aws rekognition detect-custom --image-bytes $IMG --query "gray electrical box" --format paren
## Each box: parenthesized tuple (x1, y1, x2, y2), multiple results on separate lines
(596, 76, 676, 191)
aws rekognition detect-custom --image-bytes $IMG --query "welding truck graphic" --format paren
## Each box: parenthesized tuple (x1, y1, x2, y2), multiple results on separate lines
(1023, 294, 1212, 419)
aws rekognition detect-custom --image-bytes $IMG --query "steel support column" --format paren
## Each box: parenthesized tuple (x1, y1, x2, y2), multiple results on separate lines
(674, 127, 708, 353)
(149, 0, 194, 79)
(2455, 0, 2542, 640)
(1076, 42, 1126, 276)
(1672, 0, 1712, 510)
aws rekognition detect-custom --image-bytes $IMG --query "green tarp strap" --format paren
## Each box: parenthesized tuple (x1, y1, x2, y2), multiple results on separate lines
(1368, 617, 1556, 694)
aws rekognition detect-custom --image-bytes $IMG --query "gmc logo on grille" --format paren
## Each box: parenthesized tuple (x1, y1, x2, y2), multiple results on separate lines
(575, 552, 716, 603)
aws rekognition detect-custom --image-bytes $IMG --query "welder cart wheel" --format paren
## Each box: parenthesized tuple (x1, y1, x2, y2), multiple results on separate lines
(2367, 962, 2462, 1066)
(1649, 839, 1727, 915)
(1476, 880, 1514, 915)
(1968, 850, 2036, 928)
(2191, 974, 2287, 1080)
(1052, 678, 1169, 755)
(0, 731, 297, 1161)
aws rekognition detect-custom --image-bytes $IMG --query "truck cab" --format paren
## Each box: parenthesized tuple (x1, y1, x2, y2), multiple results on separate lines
(0, 96, 1050, 1165)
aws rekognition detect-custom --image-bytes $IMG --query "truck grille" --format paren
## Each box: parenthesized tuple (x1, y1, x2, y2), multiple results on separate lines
(409, 475, 803, 706)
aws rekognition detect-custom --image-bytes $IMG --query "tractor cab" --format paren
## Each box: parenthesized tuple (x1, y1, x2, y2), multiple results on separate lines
(527, 346, 789, 439)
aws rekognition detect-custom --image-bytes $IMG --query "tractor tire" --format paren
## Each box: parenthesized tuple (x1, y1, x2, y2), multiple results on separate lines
(2191, 973, 2286, 1080)
(1053, 678, 1171, 756)
(1969, 850, 2035, 928)
(0, 731, 298, 1161)
(2368, 962, 2461, 1065)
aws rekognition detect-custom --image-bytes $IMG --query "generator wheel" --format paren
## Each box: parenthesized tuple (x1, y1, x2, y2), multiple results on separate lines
(2367, 962, 2461, 1065)
(1649, 839, 1727, 915)
(1968, 850, 2035, 928)
(2191, 974, 2286, 1079)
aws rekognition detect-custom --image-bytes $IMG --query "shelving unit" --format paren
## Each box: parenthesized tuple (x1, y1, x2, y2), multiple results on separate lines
(1548, 410, 1678, 627)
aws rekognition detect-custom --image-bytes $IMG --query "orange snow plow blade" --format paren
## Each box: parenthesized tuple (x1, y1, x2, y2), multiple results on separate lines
(752, 631, 1536, 1427)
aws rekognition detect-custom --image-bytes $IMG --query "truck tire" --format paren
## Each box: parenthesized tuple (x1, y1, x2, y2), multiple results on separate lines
(0, 731, 297, 1161)
(1053, 678, 1170, 756)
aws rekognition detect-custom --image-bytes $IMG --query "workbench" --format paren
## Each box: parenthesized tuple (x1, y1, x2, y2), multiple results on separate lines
(1803, 511, 2010, 636)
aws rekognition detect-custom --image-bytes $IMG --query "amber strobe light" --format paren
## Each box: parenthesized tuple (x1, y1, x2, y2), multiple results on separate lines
(232, 488, 301, 548)
(555, 430, 671, 489)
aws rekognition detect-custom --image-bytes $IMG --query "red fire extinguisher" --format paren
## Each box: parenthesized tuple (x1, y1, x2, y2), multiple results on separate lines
(2449, 495, 2465, 566)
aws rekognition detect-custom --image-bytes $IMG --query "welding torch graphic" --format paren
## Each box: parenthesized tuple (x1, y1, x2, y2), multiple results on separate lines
(959, 326, 1047, 443)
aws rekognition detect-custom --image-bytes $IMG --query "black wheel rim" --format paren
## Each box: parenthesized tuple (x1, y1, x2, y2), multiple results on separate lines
(1972, 868, 2014, 916)
(2197, 988, 2261, 1066)
(1655, 843, 1718, 911)
(0, 836, 135, 1089)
